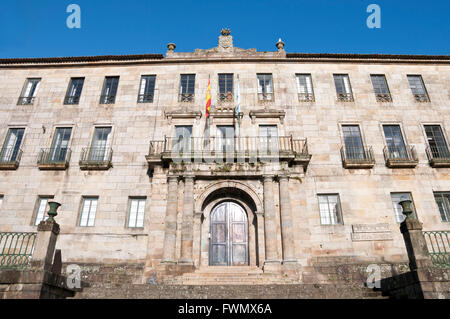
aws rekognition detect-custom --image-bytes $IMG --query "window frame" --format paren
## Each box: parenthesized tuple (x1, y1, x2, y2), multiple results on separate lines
(256, 73, 274, 101)
(333, 74, 353, 101)
(317, 194, 344, 226)
(433, 192, 450, 222)
(390, 192, 418, 223)
(370, 74, 392, 102)
(127, 197, 147, 228)
(0, 127, 25, 163)
(33, 196, 54, 226)
(296, 73, 315, 101)
(407, 75, 430, 102)
(78, 196, 99, 227)
(100, 76, 120, 104)
(18, 78, 41, 105)
(138, 75, 156, 103)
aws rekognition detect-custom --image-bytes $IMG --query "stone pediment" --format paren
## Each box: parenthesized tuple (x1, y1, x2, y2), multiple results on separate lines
(166, 29, 286, 59)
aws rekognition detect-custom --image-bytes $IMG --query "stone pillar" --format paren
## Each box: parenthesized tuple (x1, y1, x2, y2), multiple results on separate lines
(400, 219, 433, 271)
(161, 175, 179, 264)
(278, 175, 296, 263)
(262, 175, 280, 270)
(179, 173, 195, 264)
(31, 220, 60, 272)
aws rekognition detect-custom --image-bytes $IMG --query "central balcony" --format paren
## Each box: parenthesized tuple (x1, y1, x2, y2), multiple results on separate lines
(147, 136, 311, 167)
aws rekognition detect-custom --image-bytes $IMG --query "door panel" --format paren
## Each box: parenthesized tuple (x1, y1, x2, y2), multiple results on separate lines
(210, 202, 248, 266)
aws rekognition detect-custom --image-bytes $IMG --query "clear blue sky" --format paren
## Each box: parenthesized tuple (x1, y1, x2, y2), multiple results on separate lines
(0, 0, 449, 58)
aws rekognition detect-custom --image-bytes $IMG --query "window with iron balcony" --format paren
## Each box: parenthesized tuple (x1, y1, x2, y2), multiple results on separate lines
(371, 75, 392, 102)
(179, 74, 195, 103)
(257, 74, 274, 102)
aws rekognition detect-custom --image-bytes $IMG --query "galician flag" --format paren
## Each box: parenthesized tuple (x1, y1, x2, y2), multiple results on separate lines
(205, 79, 211, 118)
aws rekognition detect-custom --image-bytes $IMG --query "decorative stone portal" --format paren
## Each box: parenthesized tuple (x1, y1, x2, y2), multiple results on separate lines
(197, 185, 264, 268)
(210, 201, 248, 266)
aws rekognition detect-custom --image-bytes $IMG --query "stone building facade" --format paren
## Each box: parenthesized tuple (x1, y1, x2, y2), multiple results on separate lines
(0, 31, 449, 286)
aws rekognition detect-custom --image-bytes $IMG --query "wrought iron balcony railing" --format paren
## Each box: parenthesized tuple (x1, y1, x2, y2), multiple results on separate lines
(337, 93, 354, 102)
(148, 136, 310, 165)
(64, 95, 80, 105)
(423, 231, 449, 269)
(375, 93, 392, 102)
(179, 93, 195, 103)
(79, 147, 113, 170)
(218, 93, 234, 103)
(0, 147, 23, 170)
(37, 148, 72, 170)
(0, 232, 37, 270)
(298, 93, 315, 102)
(414, 93, 429, 102)
(17, 96, 35, 105)
(257, 93, 274, 102)
(426, 145, 450, 168)
(100, 95, 116, 104)
(383, 145, 418, 168)
(340, 146, 375, 168)
(137, 94, 154, 103)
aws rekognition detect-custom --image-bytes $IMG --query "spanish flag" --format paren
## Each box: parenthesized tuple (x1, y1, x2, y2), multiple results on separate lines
(205, 79, 211, 118)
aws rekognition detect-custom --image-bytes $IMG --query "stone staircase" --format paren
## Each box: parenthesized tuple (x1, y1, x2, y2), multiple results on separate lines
(163, 266, 298, 285)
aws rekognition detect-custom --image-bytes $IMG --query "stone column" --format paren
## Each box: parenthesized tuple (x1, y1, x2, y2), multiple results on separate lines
(179, 173, 195, 264)
(262, 175, 280, 269)
(31, 220, 60, 272)
(278, 174, 296, 263)
(161, 175, 179, 264)
(400, 219, 433, 271)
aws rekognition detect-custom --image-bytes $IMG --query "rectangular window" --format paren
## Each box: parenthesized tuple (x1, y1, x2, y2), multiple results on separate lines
(0, 128, 25, 163)
(334, 74, 353, 101)
(138, 75, 156, 103)
(383, 125, 408, 159)
(0, 195, 3, 207)
(89, 127, 112, 161)
(128, 198, 146, 228)
(296, 74, 314, 101)
(424, 125, 450, 159)
(34, 196, 54, 226)
(216, 126, 235, 153)
(259, 125, 278, 154)
(174, 125, 193, 152)
(371, 75, 392, 102)
(18, 78, 41, 105)
(391, 193, 417, 223)
(408, 75, 429, 102)
(342, 125, 365, 159)
(179, 74, 195, 102)
(218, 74, 234, 101)
(318, 194, 343, 225)
(434, 192, 450, 222)
(50, 128, 72, 162)
(257, 74, 274, 101)
(79, 197, 98, 227)
(100, 76, 119, 104)
(64, 78, 84, 105)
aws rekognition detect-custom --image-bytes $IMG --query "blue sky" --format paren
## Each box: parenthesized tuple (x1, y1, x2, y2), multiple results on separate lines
(0, 0, 449, 58)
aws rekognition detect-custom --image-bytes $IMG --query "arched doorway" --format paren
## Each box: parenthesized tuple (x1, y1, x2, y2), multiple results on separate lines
(209, 201, 249, 266)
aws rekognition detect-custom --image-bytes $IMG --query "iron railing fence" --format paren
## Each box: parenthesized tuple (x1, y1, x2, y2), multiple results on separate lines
(178, 93, 195, 103)
(37, 148, 72, 165)
(64, 95, 80, 105)
(0, 232, 37, 270)
(99, 95, 116, 104)
(341, 146, 375, 163)
(426, 145, 450, 162)
(423, 231, 450, 269)
(337, 93, 354, 102)
(149, 136, 308, 159)
(375, 93, 392, 102)
(383, 145, 418, 162)
(137, 94, 154, 103)
(257, 93, 274, 102)
(80, 147, 113, 164)
(298, 93, 315, 102)
(17, 97, 35, 105)
(414, 94, 429, 102)
(0, 148, 23, 164)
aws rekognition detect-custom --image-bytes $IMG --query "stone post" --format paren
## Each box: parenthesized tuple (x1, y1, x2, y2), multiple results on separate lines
(262, 175, 280, 271)
(161, 176, 179, 264)
(179, 173, 195, 264)
(31, 202, 61, 272)
(278, 175, 296, 263)
(400, 219, 433, 271)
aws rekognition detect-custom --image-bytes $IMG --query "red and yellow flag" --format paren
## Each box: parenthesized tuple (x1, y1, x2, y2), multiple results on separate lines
(205, 79, 211, 118)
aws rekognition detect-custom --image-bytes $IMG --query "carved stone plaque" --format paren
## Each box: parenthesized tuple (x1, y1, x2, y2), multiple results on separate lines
(352, 223, 390, 233)
(351, 223, 393, 242)
(351, 232, 394, 242)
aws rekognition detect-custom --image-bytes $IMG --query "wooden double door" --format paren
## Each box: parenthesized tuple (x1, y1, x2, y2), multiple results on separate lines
(209, 202, 249, 266)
